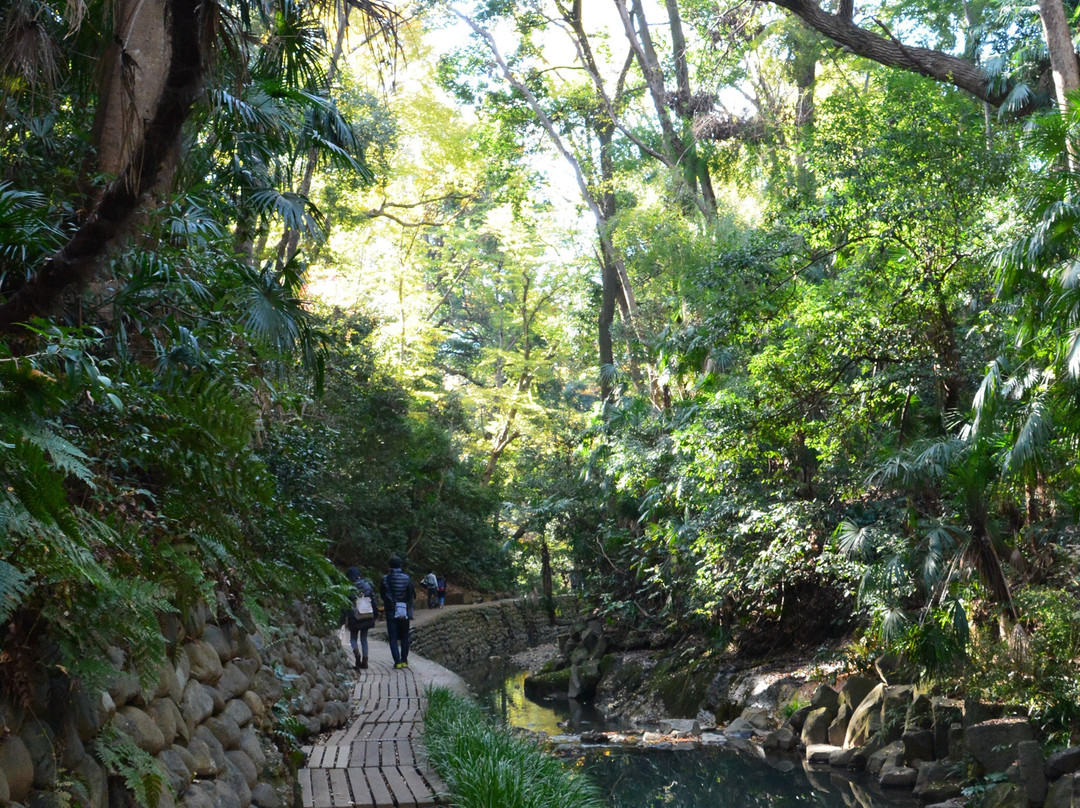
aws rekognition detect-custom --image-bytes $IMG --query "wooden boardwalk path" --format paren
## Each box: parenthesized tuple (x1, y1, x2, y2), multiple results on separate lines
(299, 654, 450, 808)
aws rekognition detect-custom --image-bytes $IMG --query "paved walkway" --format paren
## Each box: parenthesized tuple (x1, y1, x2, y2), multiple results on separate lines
(299, 620, 467, 808)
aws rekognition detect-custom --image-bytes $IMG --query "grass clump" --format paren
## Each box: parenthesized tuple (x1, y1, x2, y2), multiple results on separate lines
(424, 686, 605, 808)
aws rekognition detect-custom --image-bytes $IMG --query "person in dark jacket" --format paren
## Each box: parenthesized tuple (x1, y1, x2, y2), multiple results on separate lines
(380, 555, 415, 669)
(343, 567, 379, 671)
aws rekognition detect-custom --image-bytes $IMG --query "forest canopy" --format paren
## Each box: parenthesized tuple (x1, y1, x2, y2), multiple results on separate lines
(4, 0, 1080, 733)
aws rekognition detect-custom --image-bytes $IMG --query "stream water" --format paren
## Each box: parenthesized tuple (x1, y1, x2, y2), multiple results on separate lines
(461, 661, 919, 808)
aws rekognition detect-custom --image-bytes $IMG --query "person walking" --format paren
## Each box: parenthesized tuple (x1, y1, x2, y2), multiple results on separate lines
(421, 571, 438, 609)
(343, 567, 379, 671)
(380, 555, 415, 669)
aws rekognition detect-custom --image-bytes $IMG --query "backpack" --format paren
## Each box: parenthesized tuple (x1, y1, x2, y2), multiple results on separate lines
(352, 593, 373, 620)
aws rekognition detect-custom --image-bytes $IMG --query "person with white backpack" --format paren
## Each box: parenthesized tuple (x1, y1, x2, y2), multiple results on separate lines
(344, 567, 379, 671)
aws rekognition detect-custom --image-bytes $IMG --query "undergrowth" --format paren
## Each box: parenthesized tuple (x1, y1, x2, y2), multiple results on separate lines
(424, 687, 604, 808)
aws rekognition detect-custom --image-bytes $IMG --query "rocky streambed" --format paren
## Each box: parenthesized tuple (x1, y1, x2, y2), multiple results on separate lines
(521, 618, 1080, 808)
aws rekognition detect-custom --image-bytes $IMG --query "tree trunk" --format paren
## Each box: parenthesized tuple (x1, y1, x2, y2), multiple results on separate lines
(0, 1, 204, 335)
(791, 29, 820, 197)
(91, 0, 171, 177)
(541, 537, 555, 626)
(1036, 0, 1080, 163)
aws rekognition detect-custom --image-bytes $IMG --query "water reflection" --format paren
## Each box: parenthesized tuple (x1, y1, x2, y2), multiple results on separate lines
(464, 661, 916, 808)
(462, 661, 608, 735)
(582, 747, 919, 808)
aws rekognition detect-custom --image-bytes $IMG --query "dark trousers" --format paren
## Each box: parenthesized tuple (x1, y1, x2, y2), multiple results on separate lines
(387, 617, 410, 664)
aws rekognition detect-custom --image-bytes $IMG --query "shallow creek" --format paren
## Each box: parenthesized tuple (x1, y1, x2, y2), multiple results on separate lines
(461, 660, 919, 808)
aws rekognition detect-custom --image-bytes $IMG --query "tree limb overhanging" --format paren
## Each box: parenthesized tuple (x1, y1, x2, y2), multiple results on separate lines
(0, 0, 204, 335)
(759, 0, 1009, 106)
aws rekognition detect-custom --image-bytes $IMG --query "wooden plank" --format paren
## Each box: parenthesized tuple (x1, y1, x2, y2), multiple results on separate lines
(346, 767, 373, 808)
(328, 768, 351, 807)
(400, 766, 439, 807)
(360, 767, 394, 808)
(310, 768, 332, 808)
(299, 768, 313, 808)
(383, 765, 417, 808)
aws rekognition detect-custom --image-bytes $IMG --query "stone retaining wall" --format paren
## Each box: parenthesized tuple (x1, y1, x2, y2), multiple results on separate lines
(0, 597, 353, 808)
(408, 599, 559, 671)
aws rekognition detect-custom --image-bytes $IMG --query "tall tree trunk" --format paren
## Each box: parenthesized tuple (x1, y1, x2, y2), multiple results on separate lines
(0, 2, 205, 335)
(91, 0, 171, 177)
(541, 537, 555, 626)
(615, 0, 715, 220)
(454, 9, 654, 398)
(662, 0, 718, 215)
(1036, 0, 1080, 167)
(791, 29, 820, 198)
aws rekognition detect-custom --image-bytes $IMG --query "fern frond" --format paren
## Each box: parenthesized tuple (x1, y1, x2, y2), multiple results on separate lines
(93, 727, 171, 808)
(0, 559, 35, 624)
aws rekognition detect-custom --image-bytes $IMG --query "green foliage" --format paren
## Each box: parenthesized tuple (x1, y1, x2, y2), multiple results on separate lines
(261, 310, 509, 588)
(94, 727, 171, 808)
(425, 687, 605, 808)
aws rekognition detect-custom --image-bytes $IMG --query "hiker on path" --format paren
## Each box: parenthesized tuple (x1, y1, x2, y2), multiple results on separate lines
(436, 575, 446, 608)
(343, 567, 379, 671)
(380, 555, 415, 669)
(420, 571, 438, 609)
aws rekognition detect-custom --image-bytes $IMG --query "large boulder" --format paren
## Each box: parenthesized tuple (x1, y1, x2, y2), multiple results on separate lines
(785, 705, 813, 733)
(1048, 747, 1080, 780)
(147, 698, 180, 747)
(844, 684, 885, 748)
(879, 763, 918, 788)
(157, 746, 193, 796)
(905, 692, 933, 732)
(0, 735, 33, 802)
(201, 625, 233, 664)
(867, 741, 904, 778)
(251, 784, 282, 808)
(983, 783, 1029, 808)
(567, 658, 602, 700)
(913, 761, 964, 804)
(74, 753, 107, 808)
(217, 664, 252, 702)
(805, 744, 842, 764)
(763, 727, 798, 752)
(19, 719, 57, 789)
(903, 729, 935, 765)
(1018, 739, 1048, 807)
(966, 718, 1033, 775)
(1046, 772, 1080, 808)
(204, 715, 242, 751)
(828, 703, 852, 747)
(801, 707, 832, 746)
(875, 653, 915, 685)
(223, 699, 253, 729)
(810, 685, 839, 714)
(838, 676, 877, 712)
(880, 686, 914, 743)
(932, 697, 963, 760)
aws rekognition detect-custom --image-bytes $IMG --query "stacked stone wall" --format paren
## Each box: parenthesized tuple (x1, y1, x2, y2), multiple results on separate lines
(0, 598, 353, 808)
(408, 600, 559, 671)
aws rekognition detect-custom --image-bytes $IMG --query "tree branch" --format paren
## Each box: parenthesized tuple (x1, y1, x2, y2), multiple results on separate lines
(760, 0, 1009, 105)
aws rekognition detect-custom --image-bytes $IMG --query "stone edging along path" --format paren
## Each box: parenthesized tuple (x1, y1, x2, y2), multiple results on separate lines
(299, 613, 467, 808)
